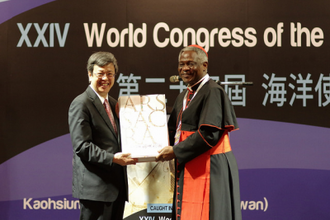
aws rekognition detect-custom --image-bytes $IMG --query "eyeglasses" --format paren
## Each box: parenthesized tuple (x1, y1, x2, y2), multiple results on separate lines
(94, 72, 116, 79)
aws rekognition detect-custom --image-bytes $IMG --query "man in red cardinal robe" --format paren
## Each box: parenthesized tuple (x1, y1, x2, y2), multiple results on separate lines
(156, 45, 242, 220)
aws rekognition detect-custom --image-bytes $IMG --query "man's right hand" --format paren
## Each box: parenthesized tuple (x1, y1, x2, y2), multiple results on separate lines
(155, 146, 175, 162)
(113, 152, 137, 166)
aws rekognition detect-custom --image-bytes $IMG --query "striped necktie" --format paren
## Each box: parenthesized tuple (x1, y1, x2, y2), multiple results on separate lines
(104, 99, 118, 135)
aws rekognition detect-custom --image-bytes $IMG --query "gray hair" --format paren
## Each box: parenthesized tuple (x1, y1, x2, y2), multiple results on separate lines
(178, 46, 208, 64)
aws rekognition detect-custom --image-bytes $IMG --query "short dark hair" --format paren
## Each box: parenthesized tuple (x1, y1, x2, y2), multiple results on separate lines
(87, 51, 118, 74)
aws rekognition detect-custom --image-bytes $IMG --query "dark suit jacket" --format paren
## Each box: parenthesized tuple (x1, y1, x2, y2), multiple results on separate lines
(68, 86, 128, 202)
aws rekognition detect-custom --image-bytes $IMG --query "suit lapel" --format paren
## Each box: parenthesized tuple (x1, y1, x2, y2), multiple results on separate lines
(86, 87, 118, 138)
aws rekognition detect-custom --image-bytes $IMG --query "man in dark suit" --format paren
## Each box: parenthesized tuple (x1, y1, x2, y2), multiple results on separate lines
(68, 51, 137, 220)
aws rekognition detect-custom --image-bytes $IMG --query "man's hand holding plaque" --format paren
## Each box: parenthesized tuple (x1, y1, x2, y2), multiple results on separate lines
(156, 146, 175, 162)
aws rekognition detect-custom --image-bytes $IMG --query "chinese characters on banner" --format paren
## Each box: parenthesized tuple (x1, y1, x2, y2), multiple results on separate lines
(117, 73, 330, 107)
(263, 73, 330, 107)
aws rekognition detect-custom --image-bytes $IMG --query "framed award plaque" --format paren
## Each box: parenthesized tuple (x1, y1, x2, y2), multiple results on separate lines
(118, 94, 169, 162)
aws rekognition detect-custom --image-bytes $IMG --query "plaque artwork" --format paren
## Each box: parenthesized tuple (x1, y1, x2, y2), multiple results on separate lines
(118, 94, 169, 162)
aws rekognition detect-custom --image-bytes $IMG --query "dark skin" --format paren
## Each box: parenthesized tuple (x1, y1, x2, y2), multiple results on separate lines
(156, 50, 208, 162)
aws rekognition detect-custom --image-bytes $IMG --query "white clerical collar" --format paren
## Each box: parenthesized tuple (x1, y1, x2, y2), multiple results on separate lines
(187, 74, 209, 92)
(183, 74, 210, 111)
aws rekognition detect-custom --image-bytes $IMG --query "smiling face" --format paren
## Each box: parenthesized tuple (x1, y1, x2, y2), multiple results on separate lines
(178, 51, 208, 87)
(88, 63, 115, 98)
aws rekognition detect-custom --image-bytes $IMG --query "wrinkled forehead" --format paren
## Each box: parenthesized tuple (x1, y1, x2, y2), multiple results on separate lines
(179, 51, 198, 62)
